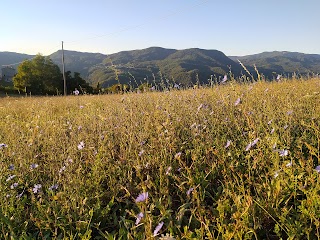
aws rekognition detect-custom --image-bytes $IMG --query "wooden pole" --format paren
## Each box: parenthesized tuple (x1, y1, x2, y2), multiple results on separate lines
(62, 41, 66, 96)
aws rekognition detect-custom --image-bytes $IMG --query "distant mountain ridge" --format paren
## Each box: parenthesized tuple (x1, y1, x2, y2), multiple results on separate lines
(229, 51, 320, 76)
(1, 48, 320, 87)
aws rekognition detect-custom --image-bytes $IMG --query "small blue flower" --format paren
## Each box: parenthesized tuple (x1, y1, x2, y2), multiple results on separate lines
(234, 98, 241, 106)
(135, 192, 148, 203)
(135, 212, 144, 225)
(77, 141, 85, 150)
(138, 149, 145, 157)
(59, 166, 66, 174)
(187, 187, 194, 196)
(8, 164, 14, 171)
(225, 140, 231, 149)
(279, 149, 289, 157)
(30, 163, 39, 170)
(10, 182, 18, 189)
(0, 143, 8, 149)
(49, 184, 59, 191)
(286, 161, 292, 167)
(153, 221, 164, 236)
(33, 184, 42, 194)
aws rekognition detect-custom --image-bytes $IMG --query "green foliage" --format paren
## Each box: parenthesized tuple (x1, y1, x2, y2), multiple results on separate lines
(13, 54, 62, 95)
(0, 77, 320, 239)
(65, 71, 93, 94)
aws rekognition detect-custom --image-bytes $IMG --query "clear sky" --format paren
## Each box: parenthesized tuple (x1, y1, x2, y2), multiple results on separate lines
(1, 0, 319, 56)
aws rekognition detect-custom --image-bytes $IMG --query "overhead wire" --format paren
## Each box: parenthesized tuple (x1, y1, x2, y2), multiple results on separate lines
(1, 0, 209, 67)
(65, 0, 209, 46)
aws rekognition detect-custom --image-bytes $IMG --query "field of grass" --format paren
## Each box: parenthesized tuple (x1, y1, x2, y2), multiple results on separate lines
(0, 78, 320, 239)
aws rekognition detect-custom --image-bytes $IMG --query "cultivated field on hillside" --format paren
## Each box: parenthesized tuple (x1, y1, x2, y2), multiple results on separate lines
(0, 78, 320, 239)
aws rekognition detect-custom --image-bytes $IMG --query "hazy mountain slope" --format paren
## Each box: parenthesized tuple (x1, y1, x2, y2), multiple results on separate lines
(230, 51, 320, 76)
(50, 50, 107, 79)
(0, 52, 34, 69)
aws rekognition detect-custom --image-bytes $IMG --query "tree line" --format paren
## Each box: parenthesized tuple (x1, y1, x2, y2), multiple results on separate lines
(13, 54, 93, 95)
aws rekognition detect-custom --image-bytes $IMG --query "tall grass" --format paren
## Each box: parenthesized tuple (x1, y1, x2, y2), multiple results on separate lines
(0, 78, 320, 239)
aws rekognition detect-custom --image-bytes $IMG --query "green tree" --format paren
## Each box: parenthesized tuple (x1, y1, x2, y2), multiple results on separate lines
(13, 54, 62, 95)
(66, 71, 93, 94)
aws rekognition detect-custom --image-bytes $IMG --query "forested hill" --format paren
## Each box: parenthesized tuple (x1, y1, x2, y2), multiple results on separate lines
(88, 47, 244, 87)
(0, 52, 34, 69)
(229, 51, 320, 76)
(1, 48, 320, 88)
(49, 50, 107, 79)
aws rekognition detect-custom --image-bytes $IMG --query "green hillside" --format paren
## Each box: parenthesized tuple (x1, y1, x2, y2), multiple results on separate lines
(2, 49, 320, 88)
(49, 50, 107, 79)
(230, 51, 320, 77)
(89, 47, 244, 88)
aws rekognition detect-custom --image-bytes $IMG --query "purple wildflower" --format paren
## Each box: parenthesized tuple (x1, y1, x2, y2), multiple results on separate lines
(33, 184, 42, 194)
(225, 140, 231, 149)
(30, 163, 39, 170)
(138, 149, 145, 157)
(268, 119, 273, 125)
(10, 182, 18, 189)
(315, 166, 320, 173)
(59, 166, 66, 174)
(187, 188, 194, 196)
(0, 143, 7, 149)
(286, 161, 293, 167)
(270, 128, 275, 134)
(135, 192, 148, 203)
(16, 189, 25, 198)
(234, 98, 241, 106)
(245, 138, 259, 151)
(279, 149, 289, 157)
(8, 164, 14, 170)
(252, 138, 259, 146)
(49, 184, 59, 191)
(287, 110, 293, 115)
(77, 141, 85, 150)
(153, 221, 164, 236)
(175, 152, 182, 159)
(135, 212, 144, 225)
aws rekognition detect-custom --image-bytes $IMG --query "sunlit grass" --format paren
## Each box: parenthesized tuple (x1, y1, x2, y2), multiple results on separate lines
(0, 78, 320, 239)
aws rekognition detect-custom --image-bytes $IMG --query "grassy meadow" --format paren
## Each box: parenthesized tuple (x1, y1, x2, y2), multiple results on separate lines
(0, 78, 320, 239)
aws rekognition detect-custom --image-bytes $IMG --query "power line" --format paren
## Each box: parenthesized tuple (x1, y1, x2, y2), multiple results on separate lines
(1, 0, 209, 67)
(65, 0, 209, 46)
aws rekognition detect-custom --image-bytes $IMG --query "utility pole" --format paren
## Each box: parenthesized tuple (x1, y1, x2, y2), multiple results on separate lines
(62, 41, 66, 96)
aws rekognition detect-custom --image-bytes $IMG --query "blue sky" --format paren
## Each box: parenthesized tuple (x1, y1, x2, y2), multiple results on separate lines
(1, 0, 319, 56)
